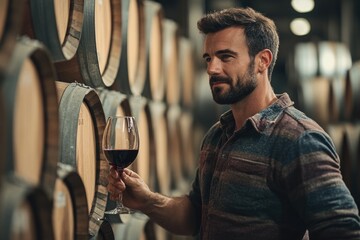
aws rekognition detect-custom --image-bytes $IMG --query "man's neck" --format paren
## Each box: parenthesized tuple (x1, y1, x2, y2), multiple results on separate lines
(231, 81, 277, 131)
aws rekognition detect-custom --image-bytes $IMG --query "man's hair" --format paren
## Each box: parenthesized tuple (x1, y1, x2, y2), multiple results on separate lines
(197, 7, 279, 80)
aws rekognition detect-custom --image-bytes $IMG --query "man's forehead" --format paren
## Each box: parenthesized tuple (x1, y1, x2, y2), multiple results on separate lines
(203, 27, 246, 53)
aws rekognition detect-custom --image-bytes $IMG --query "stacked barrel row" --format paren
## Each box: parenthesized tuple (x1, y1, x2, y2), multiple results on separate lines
(287, 41, 360, 207)
(0, 0, 197, 240)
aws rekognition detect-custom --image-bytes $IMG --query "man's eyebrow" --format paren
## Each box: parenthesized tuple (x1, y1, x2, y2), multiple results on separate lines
(216, 49, 238, 56)
(202, 49, 238, 59)
(202, 53, 209, 59)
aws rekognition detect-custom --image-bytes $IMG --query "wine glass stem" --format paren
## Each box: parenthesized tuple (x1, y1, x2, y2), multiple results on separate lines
(117, 192, 125, 210)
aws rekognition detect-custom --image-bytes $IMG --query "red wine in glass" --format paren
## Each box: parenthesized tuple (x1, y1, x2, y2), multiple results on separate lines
(103, 116, 139, 215)
(104, 149, 139, 171)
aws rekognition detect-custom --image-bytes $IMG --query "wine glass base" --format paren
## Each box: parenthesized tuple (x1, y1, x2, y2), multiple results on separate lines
(105, 208, 131, 215)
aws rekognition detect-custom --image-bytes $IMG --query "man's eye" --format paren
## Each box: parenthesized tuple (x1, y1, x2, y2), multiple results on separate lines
(220, 55, 232, 61)
(204, 57, 211, 63)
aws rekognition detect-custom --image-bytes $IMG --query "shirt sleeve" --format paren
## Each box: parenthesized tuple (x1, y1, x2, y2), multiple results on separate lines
(283, 130, 360, 239)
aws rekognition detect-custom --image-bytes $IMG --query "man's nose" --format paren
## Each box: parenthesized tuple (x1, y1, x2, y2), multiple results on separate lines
(207, 58, 222, 75)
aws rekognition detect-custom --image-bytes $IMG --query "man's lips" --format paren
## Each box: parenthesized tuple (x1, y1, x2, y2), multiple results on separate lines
(211, 81, 227, 87)
(210, 76, 230, 87)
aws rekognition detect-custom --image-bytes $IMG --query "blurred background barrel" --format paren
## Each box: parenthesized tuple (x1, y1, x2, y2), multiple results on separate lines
(56, 81, 108, 237)
(345, 61, 360, 120)
(167, 105, 188, 193)
(130, 96, 157, 191)
(22, 0, 84, 62)
(0, 0, 25, 70)
(288, 41, 352, 83)
(297, 77, 331, 128)
(163, 19, 180, 106)
(142, 0, 165, 101)
(0, 37, 59, 200)
(111, 0, 146, 95)
(149, 101, 170, 196)
(179, 37, 195, 110)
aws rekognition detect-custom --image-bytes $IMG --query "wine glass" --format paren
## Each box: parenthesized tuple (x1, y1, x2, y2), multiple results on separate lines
(103, 116, 139, 215)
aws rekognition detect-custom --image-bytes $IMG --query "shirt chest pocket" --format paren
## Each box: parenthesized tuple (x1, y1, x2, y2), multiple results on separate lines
(226, 154, 269, 178)
(212, 154, 272, 214)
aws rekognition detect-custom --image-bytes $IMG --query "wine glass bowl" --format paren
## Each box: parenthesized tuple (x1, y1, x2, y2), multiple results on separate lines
(103, 116, 139, 215)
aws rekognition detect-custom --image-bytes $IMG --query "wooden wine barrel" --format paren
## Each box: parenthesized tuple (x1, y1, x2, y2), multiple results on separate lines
(179, 37, 195, 110)
(328, 77, 346, 123)
(179, 110, 196, 180)
(0, 176, 54, 240)
(0, 37, 59, 200)
(167, 105, 187, 193)
(98, 88, 132, 119)
(289, 41, 352, 82)
(0, 0, 25, 70)
(111, 0, 146, 95)
(142, 0, 165, 101)
(163, 19, 180, 106)
(22, 0, 84, 62)
(297, 77, 332, 127)
(54, 0, 122, 88)
(149, 101, 170, 195)
(344, 61, 360, 120)
(53, 164, 89, 240)
(129, 96, 156, 191)
(56, 81, 108, 237)
(291, 42, 318, 81)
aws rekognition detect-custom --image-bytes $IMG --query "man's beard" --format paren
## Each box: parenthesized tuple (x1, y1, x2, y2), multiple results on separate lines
(210, 61, 257, 105)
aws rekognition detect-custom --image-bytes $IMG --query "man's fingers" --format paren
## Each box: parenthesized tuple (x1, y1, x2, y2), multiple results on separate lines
(109, 166, 119, 178)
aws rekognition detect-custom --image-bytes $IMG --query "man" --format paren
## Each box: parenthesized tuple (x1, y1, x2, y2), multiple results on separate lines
(107, 7, 360, 239)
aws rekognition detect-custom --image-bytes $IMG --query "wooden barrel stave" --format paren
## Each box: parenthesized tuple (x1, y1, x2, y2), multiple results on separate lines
(167, 105, 187, 193)
(149, 101, 170, 195)
(53, 164, 89, 240)
(142, 0, 165, 101)
(111, 0, 146, 95)
(163, 19, 180, 106)
(179, 37, 195, 110)
(130, 96, 157, 191)
(297, 77, 331, 128)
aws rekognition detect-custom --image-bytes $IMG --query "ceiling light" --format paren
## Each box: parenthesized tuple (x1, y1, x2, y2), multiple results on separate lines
(291, 0, 315, 13)
(290, 18, 311, 36)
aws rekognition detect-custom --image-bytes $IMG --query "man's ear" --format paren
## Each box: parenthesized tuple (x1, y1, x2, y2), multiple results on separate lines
(257, 49, 273, 73)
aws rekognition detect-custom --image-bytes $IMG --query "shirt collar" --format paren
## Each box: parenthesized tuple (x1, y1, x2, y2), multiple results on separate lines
(219, 93, 294, 133)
